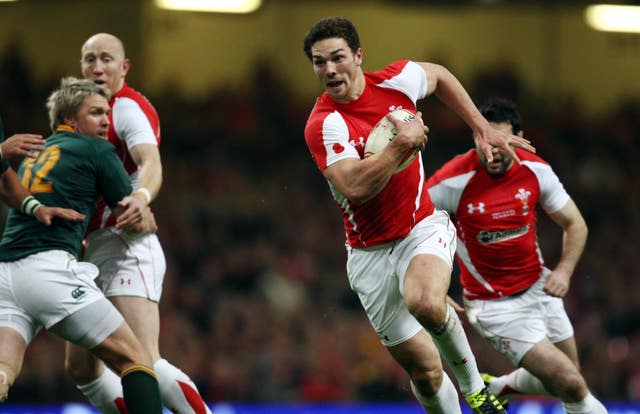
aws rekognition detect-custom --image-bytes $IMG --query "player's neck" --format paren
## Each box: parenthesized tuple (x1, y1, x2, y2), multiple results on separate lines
(340, 69, 366, 104)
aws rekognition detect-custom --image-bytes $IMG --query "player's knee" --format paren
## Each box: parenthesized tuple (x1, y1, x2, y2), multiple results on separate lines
(0, 364, 16, 403)
(65, 355, 95, 384)
(406, 295, 446, 330)
(409, 366, 443, 397)
(553, 369, 588, 401)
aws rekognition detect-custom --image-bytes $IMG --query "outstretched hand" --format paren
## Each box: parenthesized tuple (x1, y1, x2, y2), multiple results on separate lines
(34, 206, 85, 226)
(1, 134, 45, 160)
(474, 123, 535, 164)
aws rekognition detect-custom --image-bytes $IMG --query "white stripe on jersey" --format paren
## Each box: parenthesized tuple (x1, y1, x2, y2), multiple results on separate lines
(321, 110, 360, 169)
(112, 97, 159, 150)
(412, 156, 426, 225)
(455, 236, 497, 295)
(378, 61, 428, 105)
(427, 170, 476, 213)
(522, 160, 570, 214)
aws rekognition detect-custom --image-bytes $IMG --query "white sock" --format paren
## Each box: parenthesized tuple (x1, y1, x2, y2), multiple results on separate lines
(154, 358, 212, 414)
(429, 304, 484, 396)
(411, 372, 461, 414)
(489, 368, 551, 397)
(77, 368, 126, 414)
(563, 392, 608, 414)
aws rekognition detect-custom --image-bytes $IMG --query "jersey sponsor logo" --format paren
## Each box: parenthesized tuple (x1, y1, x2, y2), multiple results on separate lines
(71, 286, 86, 299)
(467, 202, 485, 214)
(477, 224, 530, 244)
(388, 105, 404, 112)
(515, 188, 531, 215)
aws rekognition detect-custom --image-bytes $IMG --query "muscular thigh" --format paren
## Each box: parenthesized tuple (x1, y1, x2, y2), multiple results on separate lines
(85, 229, 166, 301)
(393, 210, 456, 293)
(346, 245, 422, 347)
(520, 338, 580, 381)
(110, 296, 160, 361)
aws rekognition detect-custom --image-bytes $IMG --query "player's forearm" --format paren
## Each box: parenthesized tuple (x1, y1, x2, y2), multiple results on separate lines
(130, 144, 162, 204)
(0, 168, 31, 210)
(134, 157, 162, 204)
(556, 221, 588, 275)
(327, 147, 407, 205)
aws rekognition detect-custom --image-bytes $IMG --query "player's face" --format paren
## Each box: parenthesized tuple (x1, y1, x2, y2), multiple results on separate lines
(81, 35, 129, 96)
(66, 94, 111, 139)
(311, 37, 363, 103)
(478, 121, 515, 175)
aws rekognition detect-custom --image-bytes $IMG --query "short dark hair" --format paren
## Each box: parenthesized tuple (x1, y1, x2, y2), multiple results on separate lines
(479, 97, 522, 134)
(303, 16, 360, 61)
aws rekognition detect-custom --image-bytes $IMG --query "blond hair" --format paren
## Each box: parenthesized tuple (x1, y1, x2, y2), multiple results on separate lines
(46, 77, 110, 131)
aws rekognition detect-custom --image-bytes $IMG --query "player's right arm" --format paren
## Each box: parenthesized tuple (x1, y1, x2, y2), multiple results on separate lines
(544, 198, 588, 298)
(323, 112, 427, 205)
(93, 141, 153, 232)
(116, 143, 162, 230)
(416, 62, 534, 163)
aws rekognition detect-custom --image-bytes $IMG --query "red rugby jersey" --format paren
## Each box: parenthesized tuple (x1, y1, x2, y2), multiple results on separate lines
(427, 149, 570, 299)
(305, 60, 434, 248)
(87, 83, 161, 232)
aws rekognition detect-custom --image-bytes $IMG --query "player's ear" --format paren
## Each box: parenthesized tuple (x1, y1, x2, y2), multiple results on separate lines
(64, 117, 77, 130)
(122, 58, 131, 76)
(354, 48, 363, 66)
(517, 130, 524, 138)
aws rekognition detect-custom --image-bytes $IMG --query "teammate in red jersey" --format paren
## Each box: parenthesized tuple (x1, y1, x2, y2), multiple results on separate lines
(303, 17, 534, 414)
(63, 33, 211, 414)
(427, 97, 607, 413)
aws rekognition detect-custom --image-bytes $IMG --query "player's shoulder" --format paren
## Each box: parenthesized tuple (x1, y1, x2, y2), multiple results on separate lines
(428, 150, 478, 186)
(69, 131, 114, 149)
(305, 96, 338, 131)
(113, 83, 158, 114)
(516, 148, 550, 167)
(48, 131, 113, 158)
(365, 60, 412, 83)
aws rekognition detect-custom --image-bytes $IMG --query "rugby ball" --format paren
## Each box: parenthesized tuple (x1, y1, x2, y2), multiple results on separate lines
(364, 109, 418, 173)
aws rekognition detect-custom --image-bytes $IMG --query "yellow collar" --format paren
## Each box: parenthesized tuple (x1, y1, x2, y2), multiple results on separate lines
(56, 124, 74, 132)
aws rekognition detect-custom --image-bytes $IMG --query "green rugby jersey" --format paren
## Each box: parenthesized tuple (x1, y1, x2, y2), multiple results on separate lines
(0, 130, 132, 261)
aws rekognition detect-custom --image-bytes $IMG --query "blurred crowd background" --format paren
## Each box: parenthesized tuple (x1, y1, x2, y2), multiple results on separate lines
(0, 5, 639, 407)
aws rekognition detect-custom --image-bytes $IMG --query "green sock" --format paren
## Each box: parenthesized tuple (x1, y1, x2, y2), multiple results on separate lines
(121, 367, 163, 413)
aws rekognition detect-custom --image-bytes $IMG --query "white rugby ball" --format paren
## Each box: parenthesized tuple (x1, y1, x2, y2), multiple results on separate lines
(364, 109, 418, 173)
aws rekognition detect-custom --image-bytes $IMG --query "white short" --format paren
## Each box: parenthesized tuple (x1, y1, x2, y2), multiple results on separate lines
(84, 229, 166, 302)
(464, 269, 574, 365)
(0, 250, 122, 345)
(346, 210, 456, 347)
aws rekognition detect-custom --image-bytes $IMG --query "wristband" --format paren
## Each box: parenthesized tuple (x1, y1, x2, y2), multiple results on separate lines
(20, 195, 42, 216)
(133, 187, 152, 204)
